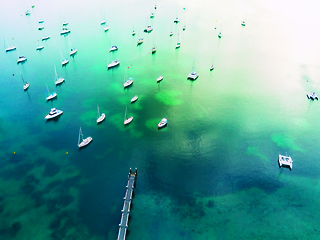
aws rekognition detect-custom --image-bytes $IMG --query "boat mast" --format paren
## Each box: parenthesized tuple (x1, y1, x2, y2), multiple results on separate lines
(54, 65, 58, 80)
(78, 127, 82, 145)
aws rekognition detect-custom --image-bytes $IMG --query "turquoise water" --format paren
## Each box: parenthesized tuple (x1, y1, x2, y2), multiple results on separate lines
(1, 0, 320, 239)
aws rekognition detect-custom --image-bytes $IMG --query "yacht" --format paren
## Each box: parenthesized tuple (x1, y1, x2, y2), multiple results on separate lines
(70, 48, 77, 56)
(124, 78, 133, 88)
(42, 36, 50, 41)
(157, 76, 163, 82)
(36, 46, 44, 50)
(17, 56, 27, 63)
(104, 26, 110, 31)
(137, 38, 144, 45)
(23, 82, 29, 90)
(62, 21, 68, 26)
(109, 46, 118, 52)
(38, 26, 44, 30)
(39, 19, 44, 23)
(108, 59, 120, 68)
(210, 65, 214, 71)
(187, 71, 199, 80)
(241, 21, 246, 26)
(44, 108, 63, 120)
(131, 96, 138, 103)
(158, 118, 167, 128)
(132, 31, 136, 36)
(169, 32, 173, 37)
(218, 32, 222, 38)
(176, 42, 181, 49)
(60, 28, 70, 35)
(101, 20, 106, 25)
(25, 10, 31, 16)
(183, 26, 186, 31)
(150, 13, 155, 18)
(174, 18, 180, 23)
(307, 92, 319, 100)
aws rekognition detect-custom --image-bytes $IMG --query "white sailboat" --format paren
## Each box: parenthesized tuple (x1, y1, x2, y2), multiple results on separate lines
(69, 38, 77, 56)
(109, 36, 118, 52)
(218, 24, 222, 38)
(54, 65, 65, 85)
(21, 74, 29, 90)
(46, 84, 57, 100)
(187, 59, 199, 80)
(78, 127, 92, 148)
(17, 48, 27, 63)
(175, 33, 181, 49)
(61, 50, 69, 65)
(96, 105, 106, 123)
(124, 107, 133, 125)
(4, 36, 16, 52)
(131, 95, 138, 103)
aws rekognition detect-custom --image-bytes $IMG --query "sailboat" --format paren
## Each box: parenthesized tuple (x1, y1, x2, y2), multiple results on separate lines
(131, 95, 138, 103)
(151, 36, 157, 54)
(124, 77, 133, 88)
(78, 127, 92, 148)
(210, 58, 215, 71)
(61, 50, 69, 65)
(175, 33, 180, 49)
(218, 24, 222, 38)
(17, 49, 27, 63)
(69, 38, 77, 56)
(96, 105, 106, 123)
(109, 36, 118, 52)
(187, 60, 199, 80)
(21, 74, 29, 90)
(124, 107, 133, 125)
(46, 84, 57, 100)
(4, 36, 16, 52)
(54, 65, 65, 85)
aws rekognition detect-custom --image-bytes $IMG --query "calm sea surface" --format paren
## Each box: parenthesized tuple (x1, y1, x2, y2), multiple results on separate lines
(1, 0, 320, 239)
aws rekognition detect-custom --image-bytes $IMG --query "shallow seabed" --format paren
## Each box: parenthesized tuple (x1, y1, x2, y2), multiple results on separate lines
(1, 0, 320, 239)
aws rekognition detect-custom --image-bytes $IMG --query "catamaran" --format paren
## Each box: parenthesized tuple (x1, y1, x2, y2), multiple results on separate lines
(78, 127, 92, 148)
(44, 108, 63, 120)
(108, 59, 120, 68)
(54, 65, 65, 85)
(96, 105, 106, 123)
(46, 84, 57, 100)
(158, 118, 167, 128)
(124, 107, 133, 125)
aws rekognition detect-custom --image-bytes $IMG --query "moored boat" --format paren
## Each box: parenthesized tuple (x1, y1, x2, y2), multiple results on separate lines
(158, 118, 167, 128)
(60, 28, 70, 35)
(78, 127, 92, 148)
(131, 96, 138, 103)
(17, 56, 27, 63)
(187, 71, 199, 80)
(44, 108, 63, 120)
(108, 59, 120, 68)
(124, 78, 133, 88)
(157, 76, 163, 82)
(42, 36, 50, 41)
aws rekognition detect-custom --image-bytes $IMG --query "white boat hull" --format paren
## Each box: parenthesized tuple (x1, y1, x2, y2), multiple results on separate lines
(97, 113, 106, 123)
(78, 137, 93, 148)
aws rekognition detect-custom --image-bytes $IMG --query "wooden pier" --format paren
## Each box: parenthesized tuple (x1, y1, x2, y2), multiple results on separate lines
(117, 168, 137, 240)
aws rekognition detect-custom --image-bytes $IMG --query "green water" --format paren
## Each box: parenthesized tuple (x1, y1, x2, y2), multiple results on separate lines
(1, 0, 320, 239)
